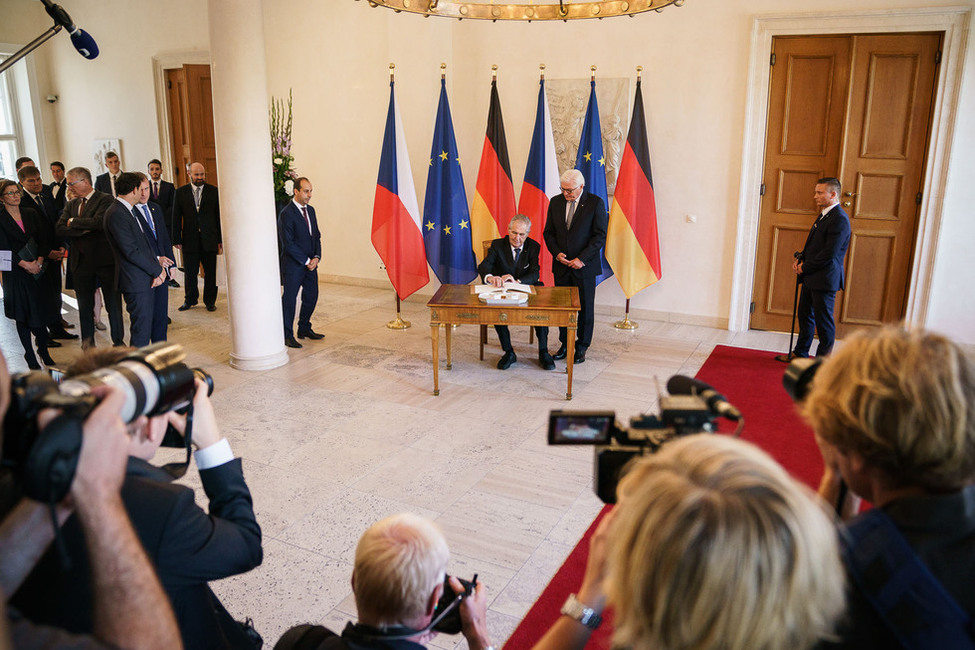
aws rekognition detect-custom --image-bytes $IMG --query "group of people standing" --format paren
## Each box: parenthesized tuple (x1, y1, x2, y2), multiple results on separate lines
(0, 153, 224, 368)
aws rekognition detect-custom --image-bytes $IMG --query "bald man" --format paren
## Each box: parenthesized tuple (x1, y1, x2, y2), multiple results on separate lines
(171, 162, 222, 312)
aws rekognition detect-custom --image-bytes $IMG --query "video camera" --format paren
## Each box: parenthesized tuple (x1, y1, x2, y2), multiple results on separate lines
(1, 342, 212, 503)
(548, 375, 743, 504)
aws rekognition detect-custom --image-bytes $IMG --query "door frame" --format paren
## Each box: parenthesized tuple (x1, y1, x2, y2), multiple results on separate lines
(730, 7, 971, 332)
(150, 50, 211, 186)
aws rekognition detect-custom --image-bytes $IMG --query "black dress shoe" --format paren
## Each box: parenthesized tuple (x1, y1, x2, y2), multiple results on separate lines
(60, 318, 75, 329)
(206, 305, 217, 312)
(50, 330, 79, 340)
(285, 337, 303, 349)
(169, 278, 180, 288)
(573, 349, 586, 364)
(39, 350, 56, 366)
(297, 329, 324, 340)
(178, 302, 195, 311)
(539, 351, 555, 371)
(552, 345, 567, 360)
(46, 339, 62, 348)
(497, 350, 517, 370)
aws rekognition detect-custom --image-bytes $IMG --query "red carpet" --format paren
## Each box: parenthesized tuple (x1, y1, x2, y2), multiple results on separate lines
(503, 345, 822, 649)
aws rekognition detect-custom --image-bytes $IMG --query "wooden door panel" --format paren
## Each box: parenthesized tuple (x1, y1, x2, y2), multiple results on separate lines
(750, 36, 852, 332)
(165, 68, 190, 186)
(183, 64, 218, 187)
(752, 33, 941, 340)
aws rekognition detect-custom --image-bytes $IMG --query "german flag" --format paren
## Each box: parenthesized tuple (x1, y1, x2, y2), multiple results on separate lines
(470, 77, 516, 261)
(606, 76, 661, 297)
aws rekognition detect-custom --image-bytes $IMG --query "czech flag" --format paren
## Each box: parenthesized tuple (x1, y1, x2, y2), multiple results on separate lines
(470, 77, 516, 261)
(371, 78, 429, 300)
(423, 77, 477, 285)
(606, 76, 661, 297)
(575, 79, 614, 285)
(517, 76, 559, 288)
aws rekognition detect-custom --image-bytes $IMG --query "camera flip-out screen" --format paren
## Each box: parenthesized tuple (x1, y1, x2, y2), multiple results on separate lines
(548, 411, 615, 445)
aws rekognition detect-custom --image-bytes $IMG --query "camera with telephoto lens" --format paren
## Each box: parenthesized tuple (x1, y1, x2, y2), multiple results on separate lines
(1, 342, 213, 503)
(549, 383, 718, 504)
(783, 356, 823, 403)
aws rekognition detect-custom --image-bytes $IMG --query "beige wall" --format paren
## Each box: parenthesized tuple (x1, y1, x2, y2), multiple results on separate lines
(4, 0, 973, 343)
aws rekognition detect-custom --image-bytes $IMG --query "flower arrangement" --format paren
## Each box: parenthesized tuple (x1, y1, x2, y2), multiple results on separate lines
(270, 89, 297, 206)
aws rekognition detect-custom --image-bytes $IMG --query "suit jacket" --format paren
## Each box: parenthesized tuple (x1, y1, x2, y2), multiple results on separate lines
(19, 190, 58, 233)
(172, 182, 221, 252)
(477, 236, 541, 285)
(105, 199, 164, 292)
(278, 201, 322, 270)
(93, 172, 118, 196)
(48, 179, 68, 212)
(149, 178, 176, 217)
(56, 190, 116, 273)
(11, 456, 263, 650)
(542, 191, 608, 280)
(800, 204, 851, 292)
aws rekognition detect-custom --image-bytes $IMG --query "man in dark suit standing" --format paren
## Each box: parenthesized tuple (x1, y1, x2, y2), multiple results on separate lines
(49, 161, 68, 213)
(94, 151, 121, 197)
(11, 352, 263, 650)
(478, 214, 553, 370)
(17, 165, 76, 342)
(172, 161, 222, 312)
(278, 177, 323, 348)
(543, 169, 608, 365)
(104, 173, 174, 347)
(147, 159, 179, 288)
(56, 167, 124, 349)
(779, 177, 852, 359)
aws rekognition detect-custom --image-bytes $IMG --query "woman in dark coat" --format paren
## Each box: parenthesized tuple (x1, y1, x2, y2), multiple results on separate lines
(0, 178, 55, 369)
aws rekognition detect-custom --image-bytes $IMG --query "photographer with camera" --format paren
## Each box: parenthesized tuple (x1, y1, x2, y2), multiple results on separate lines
(802, 327, 975, 649)
(0, 353, 182, 649)
(275, 512, 494, 650)
(530, 435, 845, 650)
(10, 348, 263, 650)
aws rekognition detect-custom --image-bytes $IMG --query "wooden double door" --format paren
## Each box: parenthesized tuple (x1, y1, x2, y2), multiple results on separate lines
(750, 33, 941, 337)
(164, 64, 218, 188)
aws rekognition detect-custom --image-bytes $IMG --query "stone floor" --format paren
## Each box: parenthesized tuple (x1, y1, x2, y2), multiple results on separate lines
(0, 281, 794, 648)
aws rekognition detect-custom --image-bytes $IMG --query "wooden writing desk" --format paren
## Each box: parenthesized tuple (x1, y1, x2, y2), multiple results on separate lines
(427, 284, 580, 399)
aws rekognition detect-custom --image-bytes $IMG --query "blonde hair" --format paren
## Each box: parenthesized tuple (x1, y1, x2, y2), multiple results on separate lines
(607, 435, 845, 650)
(353, 513, 449, 627)
(803, 326, 975, 491)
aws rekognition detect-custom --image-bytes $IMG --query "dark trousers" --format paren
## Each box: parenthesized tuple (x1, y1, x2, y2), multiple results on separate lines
(554, 273, 596, 350)
(282, 263, 319, 338)
(122, 284, 168, 348)
(73, 265, 124, 346)
(794, 285, 837, 357)
(494, 325, 549, 352)
(43, 259, 64, 332)
(182, 249, 218, 307)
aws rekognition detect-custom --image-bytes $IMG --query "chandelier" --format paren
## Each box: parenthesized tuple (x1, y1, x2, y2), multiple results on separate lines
(359, 0, 687, 21)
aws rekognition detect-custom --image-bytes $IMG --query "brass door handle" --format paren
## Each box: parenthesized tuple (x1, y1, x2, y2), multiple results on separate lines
(842, 201, 852, 207)
(844, 191, 857, 197)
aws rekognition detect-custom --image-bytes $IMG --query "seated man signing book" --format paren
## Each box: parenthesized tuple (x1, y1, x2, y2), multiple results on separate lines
(477, 214, 553, 371)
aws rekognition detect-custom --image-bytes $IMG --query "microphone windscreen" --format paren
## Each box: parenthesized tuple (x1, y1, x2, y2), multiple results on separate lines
(666, 374, 710, 396)
(70, 29, 99, 60)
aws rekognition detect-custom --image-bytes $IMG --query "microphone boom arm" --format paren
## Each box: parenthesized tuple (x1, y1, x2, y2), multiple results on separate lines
(0, 24, 61, 75)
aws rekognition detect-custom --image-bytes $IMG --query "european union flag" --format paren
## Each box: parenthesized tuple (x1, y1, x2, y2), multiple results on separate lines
(423, 78, 477, 285)
(575, 79, 614, 285)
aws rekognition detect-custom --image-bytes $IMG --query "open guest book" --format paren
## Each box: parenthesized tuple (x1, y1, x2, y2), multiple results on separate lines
(473, 282, 534, 305)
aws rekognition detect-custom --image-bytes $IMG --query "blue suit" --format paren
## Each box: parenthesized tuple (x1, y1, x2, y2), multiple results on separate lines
(105, 199, 173, 346)
(794, 203, 851, 357)
(278, 201, 322, 338)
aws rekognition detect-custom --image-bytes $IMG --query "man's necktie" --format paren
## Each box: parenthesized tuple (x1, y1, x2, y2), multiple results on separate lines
(79, 197, 87, 217)
(194, 186, 201, 210)
(566, 200, 576, 229)
(111, 175, 118, 197)
(301, 206, 311, 234)
(141, 205, 157, 239)
(131, 206, 147, 235)
(513, 247, 522, 269)
(153, 182, 159, 200)
(33, 195, 46, 217)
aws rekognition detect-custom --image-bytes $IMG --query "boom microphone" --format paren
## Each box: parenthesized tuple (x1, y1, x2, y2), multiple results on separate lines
(666, 375, 743, 421)
(40, 0, 99, 60)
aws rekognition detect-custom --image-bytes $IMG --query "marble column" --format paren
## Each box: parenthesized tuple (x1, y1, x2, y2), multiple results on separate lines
(207, 0, 288, 370)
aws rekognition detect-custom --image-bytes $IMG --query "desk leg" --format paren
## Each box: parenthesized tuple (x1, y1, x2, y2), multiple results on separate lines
(566, 333, 575, 400)
(445, 322, 453, 370)
(431, 324, 440, 396)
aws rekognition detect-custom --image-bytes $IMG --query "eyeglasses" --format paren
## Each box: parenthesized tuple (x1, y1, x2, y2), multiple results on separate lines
(560, 185, 581, 194)
(67, 179, 87, 186)
(3, 189, 22, 196)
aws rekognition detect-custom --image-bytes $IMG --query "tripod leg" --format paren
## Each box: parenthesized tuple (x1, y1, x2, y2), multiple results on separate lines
(776, 276, 801, 363)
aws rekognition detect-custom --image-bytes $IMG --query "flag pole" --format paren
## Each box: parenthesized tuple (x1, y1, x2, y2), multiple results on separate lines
(613, 66, 644, 331)
(383, 63, 412, 331)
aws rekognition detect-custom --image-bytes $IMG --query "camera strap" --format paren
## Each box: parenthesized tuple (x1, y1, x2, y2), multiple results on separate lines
(161, 402, 194, 480)
(352, 595, 463, 642)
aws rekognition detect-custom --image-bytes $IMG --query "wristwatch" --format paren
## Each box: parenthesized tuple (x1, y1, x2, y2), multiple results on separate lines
(561, 593, 602, 629)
